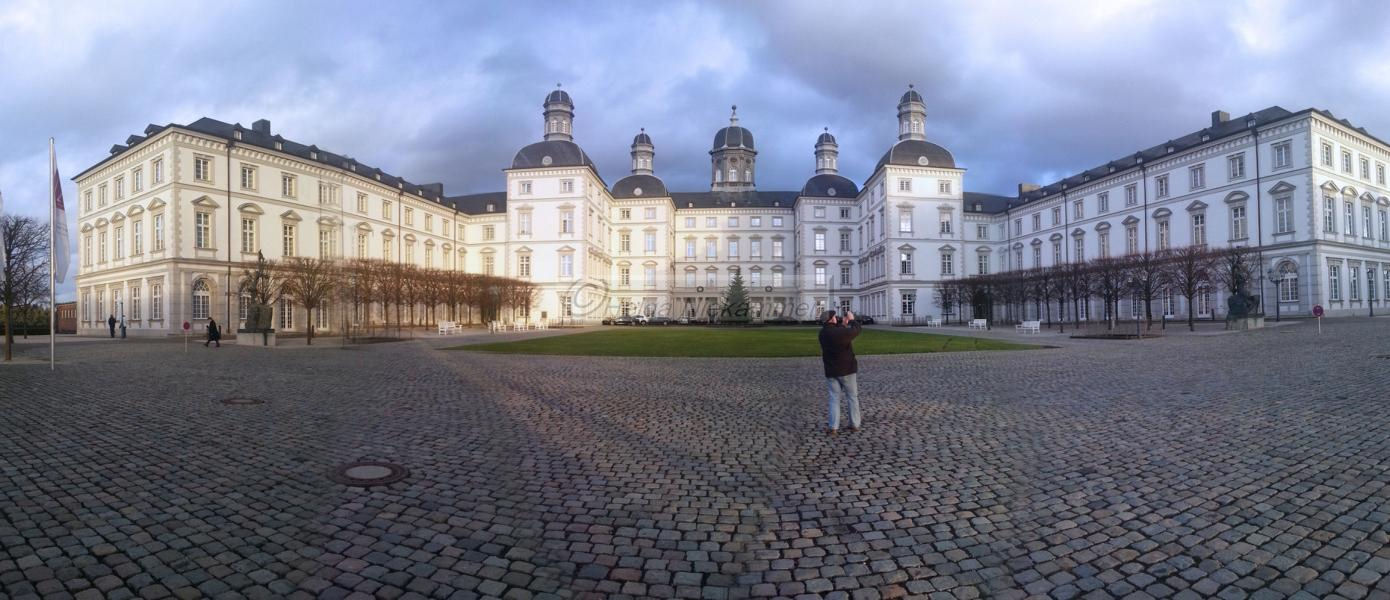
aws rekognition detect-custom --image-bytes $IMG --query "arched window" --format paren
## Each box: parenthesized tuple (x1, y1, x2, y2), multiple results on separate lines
(192, 279, 210, 320)
(715, 167, 723, 183)
(912, 119, 922, 133)
(729, 168, 738, 182)
(1278, 261, 1299, 302)
(744, 169, 751, 182)
(548, 118, 558, 133)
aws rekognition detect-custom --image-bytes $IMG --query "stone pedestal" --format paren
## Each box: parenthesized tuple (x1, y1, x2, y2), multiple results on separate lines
(237, 329, 277, 347)
(1225, 315, 1265, 331)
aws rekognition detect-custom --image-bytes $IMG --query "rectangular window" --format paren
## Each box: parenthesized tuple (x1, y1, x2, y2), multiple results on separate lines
(518, 212, 531, 236)
(705, 239, 717, 258)
(150, 284, 162, 320)
(815, 231, 826, 251)
(813, 206, 826, 218)
(1125, 184, 1138, 206)
(1097, 192, 1109, 213)
(132, 168, 143, 193)
(561, 179, 574, 193)
(1380, 209, 1388, 241)
(939, 215, 952, 235)
(1192, 213, 1206, 246)
(840, 265, 851, 286)
(131, 286, 141, 320)
(1228, 153, 1245, 180)
(977, 253, 989, 275)
(519, 181, 532, 195)
(1189, 165, 1205, 190)
(619, 267, 631, 287)
(685, 271, 696, 286)
(1073, 237, 1084, 262)
(728, 216, 739, 227)
(684, 217, 695, 228)
(83, 190, 92, 212)
(901, 292, 915, 316)
(1073, 200, 1084, 219)
(940, 253, 953, 275)
(750, 239, 761, 258)
(1345, 202, 1355, 236)
(114, 227, 124, 260)
(195, 212, 211, 248)
(1379, 164, 1387, 185)
(705, 217, 716, 227)
(1156, 174, 1169, 198)
(98, 184, 107, 207)
(645, 207, 656, 220)
(1329, 263, 1341, 301)
(482, 254, 493, 275)
(1273, 141, 1291, 169)
(751, 216, 762, 227)
(1098, 231, 1110, 258)
(518, 255, 531, 278)
(240, 165, 256, 190)
(1342, 151, 1353, 173)
(357, 232, 367, 258)
(152, 158, 164, 184)
(283, 224, 296, 257)
(83, 235, 91, 265)
(560, 210, 574, 234)
(938, 180, 951, 194)
(278, 298, 294, 330)
(772, 239, 784, 258)
(317, 183, 337, 206)
(620, 208, 632, 220)
(815, 266, 827, 286)
(483, 225, 495, 240)
(899, 210, 912, 233)
(1322, 142, 1334, 167)
(1051, 207, 1061, 225)
(772, 216, 783, 227)
(1032, 214, 1040, 231)
(357, 192, 368, 213)
(1361, 157, 1370, 179)
(1231, 206, 1247, 240)
(404, 207, 414, 226)
(559, 254, 573, 277)
(1350, 266, 1361, 301)
(644, 267, 655, 288)
(1364, 205, 1374, 239)
(241, 218, 256, 253)
(619, 232, 631, 253)
(281, 174, 296, 197)
(1324, 196, 1337, 233)
(1014, 218, 1022, 236)
(685, 239, 696, 258)
(319, 229, 332, 258)
(645, 232, 656, 253)
(132, 221, 142, 255)
(840, 231, 851, 251)
(898, 178, 911, 192)
(728, 239, 739, 258)
(1158, 220, 1170, 250)
(382, 200, 392, 219)
(839, 208, 850, 219)
(114, 176, 125, 200)
(976, 224, 988, 240)
(900, 252, 912, 275)
(1276, 197, 1292, 234)
(153, 214, 164, 251)
(194, 156, 212, 182)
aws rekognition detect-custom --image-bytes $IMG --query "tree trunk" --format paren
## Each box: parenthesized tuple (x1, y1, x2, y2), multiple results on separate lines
(4, 308, 12, 361)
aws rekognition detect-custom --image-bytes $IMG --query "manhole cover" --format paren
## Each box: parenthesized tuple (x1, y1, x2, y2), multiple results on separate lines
(330, 461, 409, 487)
(1375, 354, 1390, 359)
(221, 397, 265, 405)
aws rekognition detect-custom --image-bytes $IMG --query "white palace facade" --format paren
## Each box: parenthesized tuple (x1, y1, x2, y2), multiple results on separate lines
(73, 87, 1390, 335)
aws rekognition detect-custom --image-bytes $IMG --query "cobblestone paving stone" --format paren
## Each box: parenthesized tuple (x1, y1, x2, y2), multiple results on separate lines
(3, 319, 1390, 599)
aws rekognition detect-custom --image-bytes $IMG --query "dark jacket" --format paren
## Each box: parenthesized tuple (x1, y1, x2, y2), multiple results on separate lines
(818, 319, 862, 378)
(206, 321, 221, 341)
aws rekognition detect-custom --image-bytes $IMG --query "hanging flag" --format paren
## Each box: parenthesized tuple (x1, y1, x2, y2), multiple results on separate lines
(51, 145, 70, 283)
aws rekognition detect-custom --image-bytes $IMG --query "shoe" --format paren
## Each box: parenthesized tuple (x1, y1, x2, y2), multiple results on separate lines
(827, 428, 838, 436)
(849, 426, 861, 433)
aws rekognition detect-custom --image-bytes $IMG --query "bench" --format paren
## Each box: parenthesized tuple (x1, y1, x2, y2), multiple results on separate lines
(1015, 320, 1041, 334)
(968, 319, 988, 330)
(437, 321, 456, 335)
(923, 317, 941, 327)
(488, 321, 503, 333)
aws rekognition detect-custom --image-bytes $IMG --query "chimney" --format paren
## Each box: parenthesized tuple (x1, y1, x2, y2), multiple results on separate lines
(1018, 183, 1041, 195)
(1211, 110, 1229, 127)
(252, 119, 271, 134)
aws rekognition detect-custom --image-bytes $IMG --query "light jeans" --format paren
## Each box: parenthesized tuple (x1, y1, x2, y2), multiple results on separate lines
(826, 373, 861, 430)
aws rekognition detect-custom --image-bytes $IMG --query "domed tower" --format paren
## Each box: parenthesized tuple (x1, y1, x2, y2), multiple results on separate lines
(543, 84, 574, 142)
(897, 84, 927, 142)
(815, 127, 839, 175)
(630, 128, 654, 175)
(710, 105, 756, 192)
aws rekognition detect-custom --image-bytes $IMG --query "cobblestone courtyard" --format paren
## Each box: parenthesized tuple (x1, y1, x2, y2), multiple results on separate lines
(3, 319, 1390, 600)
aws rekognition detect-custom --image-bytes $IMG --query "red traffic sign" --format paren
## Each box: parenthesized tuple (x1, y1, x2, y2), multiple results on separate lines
(182, 321, 191, 331)
(1312, 305, 1324, 317)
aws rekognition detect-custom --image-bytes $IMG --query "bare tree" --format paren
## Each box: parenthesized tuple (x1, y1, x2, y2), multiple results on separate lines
(1128, 250, 1166, 329)
(279, 257, 340, 345)
(2, 216, 50, 361)
(1164, 244, 1215, 331)
(1090, 257, 1130, 330)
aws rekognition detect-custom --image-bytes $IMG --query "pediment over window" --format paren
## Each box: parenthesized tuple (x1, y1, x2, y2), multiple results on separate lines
(1071, 228, 1085, 237)
(80, 223, 94, 232)
(1361, 192, 1376, 203)
(146, 197, 166, 210)
(1185, 200, 1208, 212)
(380, 228, 394, 237)
(1152, 207, 1173, 219)
(1224, 191, 1249, 205)
(111, 212, 125, 222)
(1320, 180, 1341, 192)
(1268, 181, 1296, 195)
(557, 245, 575, 253)
(936, 203, 955, 212)
(1095, 221, 1111, 232)
(839, 259, 855, 265)
(479, 247, 494, 254)
(939, 244, 956, 253)
(404, 233, 417, 243)
(1012, 242, 1025, 249)
(1030, 238, 1043, 246)
(976, 246, 992, 253)
(897, 243, 916, 252)
(356, 222, 373, 232)
(95, 217, 110, 227)
(1342, 186, 1358, 196)
(190, 195, 219, 209)
(1049, 232, 1064, 242)
(1122, 215, 1140, 226)
(237, 202, 264, 215)
(643, 260, 658, 267)
(316, 215, 341, 226)
(424, 240, 435, 247)
(126, 205, 144, 217)
(1379, 196, 1390, 206)
(513, 244, 529, 253)
(280, 210, 302, 222)
(684, 266, 697, 272)
(813, 259, 828, 266)
(557, 202, 575, 210)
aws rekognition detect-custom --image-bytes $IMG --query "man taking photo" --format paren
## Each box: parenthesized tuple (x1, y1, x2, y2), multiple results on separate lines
(818, 309, 862, 435)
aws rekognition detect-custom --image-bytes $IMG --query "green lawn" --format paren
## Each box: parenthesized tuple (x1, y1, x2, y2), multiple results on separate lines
(450, 327, 1041, 357)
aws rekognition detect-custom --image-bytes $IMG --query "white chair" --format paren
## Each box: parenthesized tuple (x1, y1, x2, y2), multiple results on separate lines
(969, 319, 988, 330)
(924, 317, 941, 327)
(1015, 320, 1041, 334)
(437, 321, 454, 335)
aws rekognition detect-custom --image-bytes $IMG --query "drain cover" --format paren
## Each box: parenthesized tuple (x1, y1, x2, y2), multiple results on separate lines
(1375, 354, 1390, 360)
(330, 461, 409, 487)
(221, 397, 265, 405)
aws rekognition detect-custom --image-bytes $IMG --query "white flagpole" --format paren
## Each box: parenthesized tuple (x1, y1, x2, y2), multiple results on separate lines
(49, 138, 56, 371)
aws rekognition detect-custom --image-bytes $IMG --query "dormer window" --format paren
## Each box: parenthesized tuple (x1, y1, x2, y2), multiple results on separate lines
(274, 141, 283, 150)
(486, 203, 495, 212)
(234, 130, 242, 140)
(310, 151, 318, 160)
(1166, 146, 1174, 154)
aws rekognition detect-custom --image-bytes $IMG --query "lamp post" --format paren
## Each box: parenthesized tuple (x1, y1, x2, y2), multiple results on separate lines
(1128, 277, 1142, 338)
(1266, 268, 1281, 322)
(1369, 267, 1376, 317)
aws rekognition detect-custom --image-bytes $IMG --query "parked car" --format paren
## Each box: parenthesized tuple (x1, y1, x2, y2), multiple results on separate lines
(857, 315, 875, 325)
(676, 316, 692, 325)
(648, 316, 673, 326)
(632, 314, 649, 325)
(612, 316, 635, 325)
(601, 317, 615, 325)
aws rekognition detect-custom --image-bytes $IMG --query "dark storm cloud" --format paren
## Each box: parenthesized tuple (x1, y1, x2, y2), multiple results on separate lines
(4, 0, 1390, 300)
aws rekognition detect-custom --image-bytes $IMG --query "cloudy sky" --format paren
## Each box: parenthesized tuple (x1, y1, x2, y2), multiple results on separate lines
(3, 0, 1389, 299)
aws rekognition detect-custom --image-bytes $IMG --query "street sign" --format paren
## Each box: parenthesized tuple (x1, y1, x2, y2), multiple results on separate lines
(1313, 304, 1324, 334)
(182, 321, 191, 331)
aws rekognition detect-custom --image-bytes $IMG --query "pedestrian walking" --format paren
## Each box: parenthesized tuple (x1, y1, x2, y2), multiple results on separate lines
(205, 318, 221, 347)
(818, 309, 862, 435)
(107, 314, 116, 338)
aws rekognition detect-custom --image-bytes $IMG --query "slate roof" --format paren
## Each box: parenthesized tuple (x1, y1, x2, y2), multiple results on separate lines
(611, 174, 667, 199)
(445, 192, 507, 215)
(670, 191, 798, 210)
(800, 174, 859, 198)
(510, 140, 596, 170)
(962, 192, 1015, 214)
(875, 139, 956, 172)
(712, 126, 755, 151)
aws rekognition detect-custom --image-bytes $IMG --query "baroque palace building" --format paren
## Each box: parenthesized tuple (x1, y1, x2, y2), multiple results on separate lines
(73, 86, 1390, 335)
